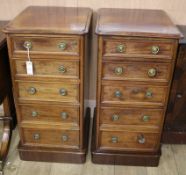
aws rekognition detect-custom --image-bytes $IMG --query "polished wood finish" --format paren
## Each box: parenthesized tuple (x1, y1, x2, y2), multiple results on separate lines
(3, 6, 92, 35)
(16, 81, 79, 103)
(4, 7, 92, 163)
(19, 107, 90, 163)
(96, 8, 182, 38)
(12, 36, 80, 57)
(163, 25, 186, 144)
(101, 82, 168, 107)
(102, 61, 172, 83)
(91, 109, 161, 166)
(14, 59, 79, 79)
(21, 127, 79, 148)
(100, 107, 164, 127)
(92, 8, 182, 166)
(103, 37, 175, 58)
(100, 131, 160, 152)
(0, 21, 16, 174)
(18, 104, 79, 125)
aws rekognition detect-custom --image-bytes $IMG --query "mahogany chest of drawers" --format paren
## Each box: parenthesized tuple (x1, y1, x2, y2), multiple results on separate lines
(163, 25, 186, 144)
(91, 8, 182, 166)
(4, 6, 92, 163)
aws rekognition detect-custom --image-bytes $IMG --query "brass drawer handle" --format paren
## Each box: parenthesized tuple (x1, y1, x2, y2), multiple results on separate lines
(59, 88, 67, 96)
(33, 133, 40, 140)
(111, 136, 118, 143)
(137, 134, 146, 144)
(114, 67, 123, 75)
(112, 114, 119, 121)
(23, 41, 32, 50)
(28, 87, 37, 95)
(116, 44, 125, 53)
(62, 135, 68, 142)
(148, 68, 157, 78)
(115, 90, 122, 98)
(145, 90, 153, 98)
(59, 65, 66, 73)
(151, 46, 159, 55)
(31, 111, 38, 117)
(142, 115, 150, 122)
(58, 42, 67, 51)
(61, 112, 68, 120)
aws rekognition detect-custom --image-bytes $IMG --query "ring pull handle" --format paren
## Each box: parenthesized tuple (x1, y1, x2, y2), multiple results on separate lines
(116, 44, 125, 53)
(62, 135, 68, 142)
(59, 88, 67, 96)
(137, 134, 146, 144)
(58, 42, 67, 51)
(59, 65, 66, 73)
(23, 41, 32, 50)
(148, 68, 157, 78)
(28, 87, 37, 95)
(33, 133, 40, 140)
(114, 67, 123, 75)
(112, 114, 119, 121)
(151, 46, 159, 55)
(111, 136, 118, 143)
(145, 90, 153, 98)
(142, 115, 150, 122)
(61, 112, 68, 120)
(31, 111, 38, 117)
(115, 90, 122, 98)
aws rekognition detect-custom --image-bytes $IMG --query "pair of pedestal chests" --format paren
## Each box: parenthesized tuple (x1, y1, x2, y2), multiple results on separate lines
(3, 6, 182, 166)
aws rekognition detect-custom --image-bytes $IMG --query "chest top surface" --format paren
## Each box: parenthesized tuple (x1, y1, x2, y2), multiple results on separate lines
(96, 8, 182, 39)
(4, 6, 92, 35)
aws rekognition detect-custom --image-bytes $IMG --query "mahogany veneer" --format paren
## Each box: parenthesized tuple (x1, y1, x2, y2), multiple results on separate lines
(3, 6, 92, 163)
(92, 8, 182, 166)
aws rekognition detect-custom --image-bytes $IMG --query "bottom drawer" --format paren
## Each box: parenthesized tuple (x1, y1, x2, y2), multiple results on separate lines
(100, 131, 160, 152)
(21, 127, 79, 149)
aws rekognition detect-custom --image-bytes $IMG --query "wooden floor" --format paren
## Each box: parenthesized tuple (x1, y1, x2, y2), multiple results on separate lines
(1, 122, 186, 175)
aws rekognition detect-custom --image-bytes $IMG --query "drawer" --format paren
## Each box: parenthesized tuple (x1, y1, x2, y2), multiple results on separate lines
(103, 38, 175, 58)
(22, 127, 79, 149)
(15, 81, 79, 103)
(102, 61, 172, 83)
(100, 107, 164, 127)
(101, 83, 168, 106)
(12, 36, 80, 57)
(14, 59, 79, 79)
(100, 131, 160, 152)
(18, 104, 79, 125)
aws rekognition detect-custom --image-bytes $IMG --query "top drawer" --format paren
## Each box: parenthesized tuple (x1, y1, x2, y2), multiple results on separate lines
(103, 37, 176, 59)
(11, 36, 80, 57)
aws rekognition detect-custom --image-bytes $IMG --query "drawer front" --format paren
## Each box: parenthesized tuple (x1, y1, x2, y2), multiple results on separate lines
(102, 61, 172, 83)
(14, 59, 79, 79)
(16, 81, 79, 103)
(101, 84, 168, 106)
(12, 36, 79, 56)
(100, 131, 160, 152)
(103, 38, 174, 58)
(18, 104, 79, 124)
(100, 107, 164, 126)
(22, 127, 79, 148)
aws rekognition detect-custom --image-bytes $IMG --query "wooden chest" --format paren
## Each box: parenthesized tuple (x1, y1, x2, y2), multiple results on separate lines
(91, 8, 182, 166)
(163, 26, 186, 144)
(3, 6, 92, 163)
